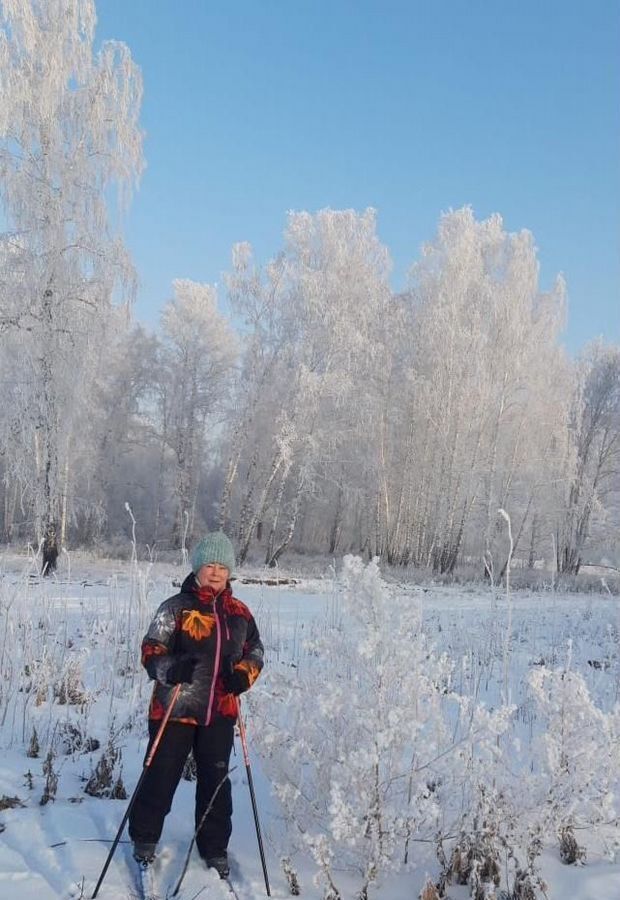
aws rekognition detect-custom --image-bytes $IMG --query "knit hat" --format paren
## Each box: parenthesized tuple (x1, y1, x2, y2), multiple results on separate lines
(191, 531, 236, 575)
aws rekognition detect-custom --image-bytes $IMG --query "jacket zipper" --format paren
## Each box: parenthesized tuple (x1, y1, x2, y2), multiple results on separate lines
(205, 595, 223, 726)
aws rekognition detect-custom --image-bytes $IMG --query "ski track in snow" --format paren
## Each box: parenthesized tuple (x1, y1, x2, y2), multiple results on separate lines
(0, 803, 82, 898)
(171, 851, 280, 900)
(0, 803, 277, 899)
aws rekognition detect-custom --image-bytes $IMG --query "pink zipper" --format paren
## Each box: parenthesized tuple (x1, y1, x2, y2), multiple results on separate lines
(205, 597, 222, 726)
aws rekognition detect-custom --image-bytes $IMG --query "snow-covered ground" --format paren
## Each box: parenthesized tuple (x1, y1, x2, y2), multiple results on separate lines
(0, 552, 618, 899)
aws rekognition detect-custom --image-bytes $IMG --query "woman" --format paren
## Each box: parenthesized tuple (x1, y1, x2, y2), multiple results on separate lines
(128, 531, 264, 878)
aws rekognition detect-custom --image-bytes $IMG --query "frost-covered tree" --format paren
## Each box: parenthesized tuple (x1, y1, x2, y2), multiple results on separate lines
(155, 279, 237, 546)
(217, 206, 585, 573)
(82, 320, 160, 545)
(0, 0, 143, 570)
(222, 209, 391, 566)
(556, 342, 620, 574)
(390, 208, 568, 574)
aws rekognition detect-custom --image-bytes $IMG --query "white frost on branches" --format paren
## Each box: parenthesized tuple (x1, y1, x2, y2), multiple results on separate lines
(529, 662, 620, 830)
(252, 556, 518, 896)
(0, 0, 143, 559)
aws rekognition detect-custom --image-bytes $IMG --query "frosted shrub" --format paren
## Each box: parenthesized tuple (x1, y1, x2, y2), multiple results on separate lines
(253, 556, 458, 897)
(435, 779, 548, 900)
(84, 737, 127, 799)
(444, 808, 501, 897)
(281, 857, 301, 895)
(26, 726, 40, 759)
(40, 748, 59, 806)
(528, 662, 620, 849)
(55, 652, 89, 706)
(558, 826, 585, 866)
(57, 720, 100, 756)
(252, 556, 556, 897)
(25, 651, 55, 707)
(419, 879, 442, 900)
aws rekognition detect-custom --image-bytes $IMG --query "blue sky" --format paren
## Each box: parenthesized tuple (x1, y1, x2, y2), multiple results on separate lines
(96, 0, 619, 353)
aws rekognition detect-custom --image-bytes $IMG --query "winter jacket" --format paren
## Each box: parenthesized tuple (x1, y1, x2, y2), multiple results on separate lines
(141, 572, 264, 726)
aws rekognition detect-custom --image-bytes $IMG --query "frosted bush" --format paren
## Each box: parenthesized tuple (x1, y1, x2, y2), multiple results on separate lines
(528, 662, 620, 837)
(252, 556, 514, 896)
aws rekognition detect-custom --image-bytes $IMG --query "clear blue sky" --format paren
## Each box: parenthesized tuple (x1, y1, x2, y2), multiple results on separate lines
(96, 0, 619, 353)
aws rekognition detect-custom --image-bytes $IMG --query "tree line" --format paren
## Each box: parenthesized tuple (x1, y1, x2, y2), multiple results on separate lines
(1, 1, 619, 575)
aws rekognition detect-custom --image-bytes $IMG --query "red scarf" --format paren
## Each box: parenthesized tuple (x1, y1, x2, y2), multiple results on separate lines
(191, 581, 251, 620)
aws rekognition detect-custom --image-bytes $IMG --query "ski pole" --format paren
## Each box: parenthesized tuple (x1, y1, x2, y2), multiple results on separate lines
(171, 764, 238, 897)
(236, 696, 271, 897)
(91, 682, 182, 899)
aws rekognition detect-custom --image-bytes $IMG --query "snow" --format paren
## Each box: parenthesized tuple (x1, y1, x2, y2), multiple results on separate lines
(0, 552, 618, 899)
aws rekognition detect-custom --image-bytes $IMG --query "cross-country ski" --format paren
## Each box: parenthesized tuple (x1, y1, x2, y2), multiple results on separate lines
(135, 859, 161, 900)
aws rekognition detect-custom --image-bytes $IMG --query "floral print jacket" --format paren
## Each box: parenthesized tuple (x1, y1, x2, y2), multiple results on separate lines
(141, 572, 264, 725)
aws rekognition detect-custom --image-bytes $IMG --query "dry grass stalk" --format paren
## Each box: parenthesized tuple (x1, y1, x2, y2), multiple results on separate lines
(419, 877, 442, 900)
(282, 857, 301, 896)
(558, 826, 586, 866)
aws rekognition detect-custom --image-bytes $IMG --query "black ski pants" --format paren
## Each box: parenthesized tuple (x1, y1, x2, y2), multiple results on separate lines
(128, 718, 235, 859)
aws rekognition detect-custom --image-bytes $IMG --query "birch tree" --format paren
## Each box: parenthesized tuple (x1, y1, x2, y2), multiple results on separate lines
(156, 279, 236, 547)
(0, 0, 143, 570)
(84, 320, 160, 545)
(391, 209, 568, 574)
(222, 209, 391, 566)
(556, 342, 620, 574)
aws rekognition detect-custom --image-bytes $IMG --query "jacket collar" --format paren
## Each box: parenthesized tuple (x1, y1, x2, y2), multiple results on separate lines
(181, 571, 232, 606)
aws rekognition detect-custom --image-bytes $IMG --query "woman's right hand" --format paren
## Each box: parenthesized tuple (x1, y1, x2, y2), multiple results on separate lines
(166, 654, 196, 685)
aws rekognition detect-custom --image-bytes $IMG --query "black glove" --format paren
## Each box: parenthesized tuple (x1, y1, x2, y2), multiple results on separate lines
(222, 656, 250, 695)
(166, 654, 196, 685)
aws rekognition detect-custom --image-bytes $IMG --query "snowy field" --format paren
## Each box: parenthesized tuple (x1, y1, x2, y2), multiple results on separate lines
(0, 552, 619, 900)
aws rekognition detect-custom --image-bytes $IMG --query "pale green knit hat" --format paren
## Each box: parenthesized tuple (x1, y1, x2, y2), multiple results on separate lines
(191, 531, 235, 575)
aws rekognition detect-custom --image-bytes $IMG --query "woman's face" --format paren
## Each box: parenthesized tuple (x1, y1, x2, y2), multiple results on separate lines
(196, 562, 229, 593)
